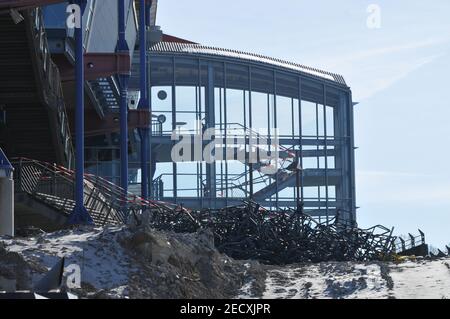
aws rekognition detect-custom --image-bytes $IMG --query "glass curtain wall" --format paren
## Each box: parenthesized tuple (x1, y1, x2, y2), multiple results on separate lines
(144, 54, 354, 222)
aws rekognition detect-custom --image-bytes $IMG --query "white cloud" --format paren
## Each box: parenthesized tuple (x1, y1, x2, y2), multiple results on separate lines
(324, 38, 450, 68)
(354, 53, 445, 100)
(309, 37, 450, 101)
(315, 38, 450, 71)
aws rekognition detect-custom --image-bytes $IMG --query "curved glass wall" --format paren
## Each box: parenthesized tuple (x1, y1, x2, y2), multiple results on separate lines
(128, 46, 356, 223)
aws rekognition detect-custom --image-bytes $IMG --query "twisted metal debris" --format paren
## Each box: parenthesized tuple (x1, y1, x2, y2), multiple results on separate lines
(9, 159, 432, 264)
(430, 246, 450, 259)
(137, 200, 427, 265)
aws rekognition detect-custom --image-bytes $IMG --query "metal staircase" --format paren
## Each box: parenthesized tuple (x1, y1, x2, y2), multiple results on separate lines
(12, 157, 190, 231)
(147, 123, 300, 207)
(12, 158, 131, 228)
(0, 8, 73, 167)
(214, 123, 298, 201)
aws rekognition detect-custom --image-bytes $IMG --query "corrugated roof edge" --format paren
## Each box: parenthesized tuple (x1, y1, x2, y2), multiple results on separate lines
(149, 42, 347, 87)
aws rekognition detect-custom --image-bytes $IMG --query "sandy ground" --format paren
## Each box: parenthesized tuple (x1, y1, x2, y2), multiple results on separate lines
(0, 226, 251, 298)
(1, 226, 449, 299)
(238, 259, 450, 299)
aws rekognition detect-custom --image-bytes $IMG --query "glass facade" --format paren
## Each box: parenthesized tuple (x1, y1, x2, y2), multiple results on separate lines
(126, 44, 356, 223)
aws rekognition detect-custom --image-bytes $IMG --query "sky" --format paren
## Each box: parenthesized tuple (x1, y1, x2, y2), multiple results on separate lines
(156, 0, 450, 247)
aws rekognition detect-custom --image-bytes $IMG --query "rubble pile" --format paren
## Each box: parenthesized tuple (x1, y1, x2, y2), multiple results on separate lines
(123, 227, 254, 298)
(140, 201, 403, 265)
(0, 226, 256, 298)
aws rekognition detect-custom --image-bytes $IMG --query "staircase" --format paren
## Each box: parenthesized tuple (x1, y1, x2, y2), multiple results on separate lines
(148, 123, 300, 205)
(12, 158, 131, 230)
(214, 123, 298, 201)
(0, 8, 73, 167)
(252, 171, 297, 200)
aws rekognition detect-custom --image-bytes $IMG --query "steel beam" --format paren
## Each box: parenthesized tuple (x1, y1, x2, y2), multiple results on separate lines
(205, 64, 216, 206)
(82, 109, 151, 137)
(117, 0, 130, 194)
(0, 0, 64, 10)
(59, 53, 131, 82)
(137, 0, 149, 199)
(67, 0, 92, 225)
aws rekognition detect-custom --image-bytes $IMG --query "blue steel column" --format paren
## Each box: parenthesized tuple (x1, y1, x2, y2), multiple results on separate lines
(137, 0, 149, 199)
(205, 64, 216, 207)
(118, 0, 130, 193)
(146, 1, 153, 198)
(68, 0, 93, 225)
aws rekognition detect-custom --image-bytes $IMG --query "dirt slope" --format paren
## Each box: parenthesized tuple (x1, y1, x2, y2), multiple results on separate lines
(1, 226, 448, 299)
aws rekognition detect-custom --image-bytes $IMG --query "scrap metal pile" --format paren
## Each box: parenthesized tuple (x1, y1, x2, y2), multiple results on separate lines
(139, 201, 416, 265)
(430, 246, 450, 259)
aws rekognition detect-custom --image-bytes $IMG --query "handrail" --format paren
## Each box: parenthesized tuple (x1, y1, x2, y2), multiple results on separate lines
(220, 122, 296, 157)
(12, 157, 189, 225)
(149, 122, 300, 202)
(28, 8, 75, 168)
(12, 158, 125, 225)
(150, 170, 286, 201)
(152, 119, 163, 136)
(393, 230, 426, 253)
(83, 0, 97, 50)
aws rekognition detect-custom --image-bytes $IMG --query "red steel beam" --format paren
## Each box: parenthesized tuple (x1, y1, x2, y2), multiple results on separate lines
(162, 33, 197, 44)
(81, 109, 151, 137)
(60, 53, 131, 82)
(0, 0, 65, 10)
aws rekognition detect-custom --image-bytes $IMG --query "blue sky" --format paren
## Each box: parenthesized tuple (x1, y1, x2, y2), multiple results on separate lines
(157, 0, 450, 247)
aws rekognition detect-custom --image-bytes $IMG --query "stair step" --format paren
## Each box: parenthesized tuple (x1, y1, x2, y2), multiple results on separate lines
(253, 171, 297, 199)
(33, 192, 122, 225)
(0, 9, 70, 165)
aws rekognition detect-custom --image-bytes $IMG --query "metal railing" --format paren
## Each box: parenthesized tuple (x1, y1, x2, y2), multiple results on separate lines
(147, 122, 300, 202)
(152, 119, 163, 136)
(393, 230, 426, 254)
(213, 123, 299, 199)
(12, 158, 169, 226)
(28, 8, 75, 169)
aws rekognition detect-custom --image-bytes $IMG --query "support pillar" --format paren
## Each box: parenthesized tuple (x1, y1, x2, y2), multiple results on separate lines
(117, 0, 130, 194)
(68, 0, 93, 225)
(146, 1, 153, 199)
(137, 0, 149, 199)
(205, 64, 216, 206)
